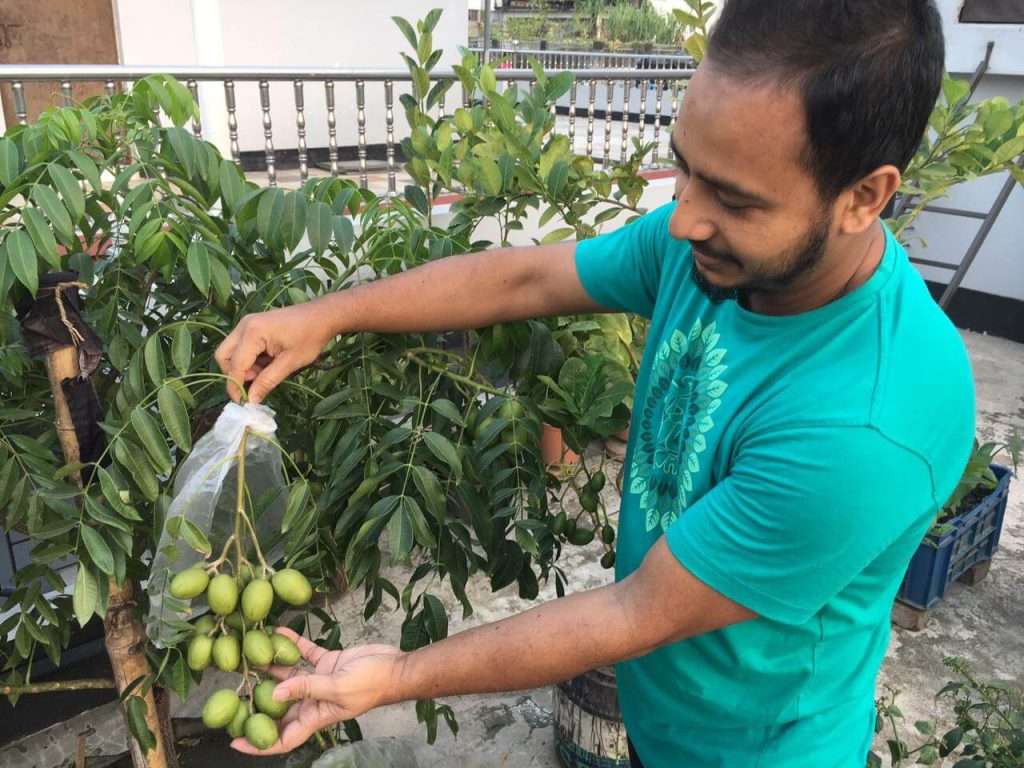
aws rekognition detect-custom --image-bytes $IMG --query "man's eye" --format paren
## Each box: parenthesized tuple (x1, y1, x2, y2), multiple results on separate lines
(719, 198, 749, 212)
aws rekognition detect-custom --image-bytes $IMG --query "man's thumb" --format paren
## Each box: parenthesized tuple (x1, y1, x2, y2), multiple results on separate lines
(248, 353, 296, 405)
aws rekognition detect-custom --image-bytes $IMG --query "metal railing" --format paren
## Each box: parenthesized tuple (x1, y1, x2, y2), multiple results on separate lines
(470, 46, 695, 72)
(0, 64, 694, 193)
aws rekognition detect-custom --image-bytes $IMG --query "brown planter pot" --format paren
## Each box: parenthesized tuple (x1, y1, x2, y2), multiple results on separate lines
(542, 424, 579, 468)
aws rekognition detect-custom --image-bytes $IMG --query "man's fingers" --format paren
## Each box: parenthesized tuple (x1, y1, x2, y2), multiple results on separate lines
(273, 627, 328, 666)
(273, 673, 339, 703)
(247, 351, 296, 405)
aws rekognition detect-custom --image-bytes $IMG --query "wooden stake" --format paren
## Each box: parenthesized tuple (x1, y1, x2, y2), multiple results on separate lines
(43, 324, 176, 768)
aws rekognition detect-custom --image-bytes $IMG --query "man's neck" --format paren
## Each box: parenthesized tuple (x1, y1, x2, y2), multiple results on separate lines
(746, 222, 885, 316)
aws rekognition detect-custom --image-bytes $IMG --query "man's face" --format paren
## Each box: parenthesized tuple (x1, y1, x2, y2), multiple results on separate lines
(669, 62, 836, 299)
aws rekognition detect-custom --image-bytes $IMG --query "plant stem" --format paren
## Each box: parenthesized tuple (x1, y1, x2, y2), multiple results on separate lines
(235, 429, 249, 573)
(403, 351, 506, 397)
(0, 679, 115, 695)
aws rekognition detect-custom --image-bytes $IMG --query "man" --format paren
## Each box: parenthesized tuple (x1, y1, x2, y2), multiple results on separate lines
(216, 1, 975, 765)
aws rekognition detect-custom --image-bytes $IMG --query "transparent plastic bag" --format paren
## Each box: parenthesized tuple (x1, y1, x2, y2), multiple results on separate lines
(146, 403, 288, 647)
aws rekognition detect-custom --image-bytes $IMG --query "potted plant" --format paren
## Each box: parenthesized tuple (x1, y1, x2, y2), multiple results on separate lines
(893, 434, 1020, 630)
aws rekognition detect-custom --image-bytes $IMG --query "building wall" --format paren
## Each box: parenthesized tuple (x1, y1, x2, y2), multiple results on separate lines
(114, 0, 469, 156)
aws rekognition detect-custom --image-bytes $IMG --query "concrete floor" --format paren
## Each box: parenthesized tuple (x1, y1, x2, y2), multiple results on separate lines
(2, 331, 1020, 768)
(307, 329, 1024, 767)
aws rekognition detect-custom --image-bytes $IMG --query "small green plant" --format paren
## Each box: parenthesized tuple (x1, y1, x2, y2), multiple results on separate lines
(938, 431, 1020, 525)
(871, 658, 1024, 767)
(890, 76, 1024, 244)
(601, 1, 683, 47)
(672, 0, 716, 61)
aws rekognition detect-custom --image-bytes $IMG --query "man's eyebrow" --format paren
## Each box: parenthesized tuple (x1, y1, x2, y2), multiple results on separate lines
(669, 134, 774, 207)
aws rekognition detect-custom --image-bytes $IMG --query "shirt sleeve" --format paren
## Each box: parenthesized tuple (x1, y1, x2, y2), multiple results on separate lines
(574, 201, 677, 318)
(666, 424, 936, 625)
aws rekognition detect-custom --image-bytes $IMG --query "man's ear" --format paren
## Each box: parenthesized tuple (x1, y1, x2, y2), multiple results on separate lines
(836, 165, 901, 235)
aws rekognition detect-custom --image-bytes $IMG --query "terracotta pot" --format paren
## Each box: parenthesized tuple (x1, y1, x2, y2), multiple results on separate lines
(542, 424, 579, 467)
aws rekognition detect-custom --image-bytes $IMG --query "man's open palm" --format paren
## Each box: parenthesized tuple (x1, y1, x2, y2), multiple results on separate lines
(230, 628, 402, 756)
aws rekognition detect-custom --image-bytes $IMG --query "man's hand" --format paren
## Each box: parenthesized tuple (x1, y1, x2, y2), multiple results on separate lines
(230, 628, 403, 756)
(215, 303, 336, 404)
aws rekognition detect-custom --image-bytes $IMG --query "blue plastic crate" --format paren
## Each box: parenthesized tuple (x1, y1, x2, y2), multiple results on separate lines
(897, 464, 1012, 611)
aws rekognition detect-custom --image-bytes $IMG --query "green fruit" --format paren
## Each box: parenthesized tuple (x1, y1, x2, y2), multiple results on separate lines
(243, 631, 275, 668)
(600, 551, 616, 569)
(474, 416, 496, 441)
(225, 611, 248, 632)
(192, 615, 217, 636)
(187, 634, 214, 671)
(236, 562, 255, 587)
(271, 634, 302, 666)
(253, 680, 291, 719)
(271, 569, 312, 607)
(169, 567, 209, 599)
(579, 488, 599, 513)
(202, 689, 240, 729)
(552, 511, 567, 536)
(589, 471, 606, 493)
(226, 700, 250, 738)
(212, 634, 241, 672)
(569, 526, 595, 546)
(207, 573, 239, 615)
(600, 524, 615, 545)
(497, 399, 525, 420)
(244, 713, 278, 750)
(241, 579, 274, 624)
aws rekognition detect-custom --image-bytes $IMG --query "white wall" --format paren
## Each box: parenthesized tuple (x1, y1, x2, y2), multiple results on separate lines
(938, 0, 1024, 77)
(115, 0, 469, 156)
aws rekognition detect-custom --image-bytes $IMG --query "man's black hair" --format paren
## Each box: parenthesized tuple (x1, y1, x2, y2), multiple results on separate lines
(706, 0, 945, 199)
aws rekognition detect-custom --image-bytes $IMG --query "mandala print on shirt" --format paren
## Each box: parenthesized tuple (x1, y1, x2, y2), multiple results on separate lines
(630, 318, 729, 532)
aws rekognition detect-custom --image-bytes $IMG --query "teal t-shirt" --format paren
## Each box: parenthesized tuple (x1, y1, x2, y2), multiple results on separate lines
(574, 202, 975, 768)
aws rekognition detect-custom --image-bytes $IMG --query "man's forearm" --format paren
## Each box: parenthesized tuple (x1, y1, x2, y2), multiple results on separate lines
(385, 581, 657, 704)
(309, 242, 599, 337)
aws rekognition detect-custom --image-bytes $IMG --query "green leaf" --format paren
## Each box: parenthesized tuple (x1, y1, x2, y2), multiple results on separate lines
(411, 465, 445, 521)
(6, 229, 39, 295)
(387, 502, 414, 560)
(131, 406, 172, 475)
(282, 479, 310, 534)
(126, 696, 157, 754)
(22, 207, 61, 269)
(219, 160, 245, 213)
(392, 16, 418, 50)
(404, 496, 436, 549)
(68, 150, 102, 192)
(333, 215, 355, 254)
(180, 518, 211, 556)
(0, 137, 22, 186)
(81, 526, 115, 576)
(548, 72, 574, 101)
(158, 384, 191, 452)
(480, 65, 497, 95)
(210, 257, 231, 305)
(171, 325, 192, 376)
(476, 158, 502, 197)
(31, 184, 75, 245)
(541, 227, 574, 245)
(280, 190, 308, 252)
(422, 432, 462, 480)
(405, 185, 429, 216)
(144, 335, 167, 387)
(71, 561, 97, 626)
(991, 136, 1024, 167)
(428, 399, 465, 427)
(423, 593, 448, 640)
(166, 127, 196, 179)
(48, 164, 85, 223)
(186, 240, 211, 295)
(547, 160, 570, 198)
(306, 201, 333, 256)
(257, 188, 285, 248)
(97, 467, 143, 521)
(423, 8, 443, 34)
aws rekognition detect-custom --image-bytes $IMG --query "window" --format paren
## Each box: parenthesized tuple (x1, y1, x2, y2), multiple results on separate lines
(959, 0, 1024, 23)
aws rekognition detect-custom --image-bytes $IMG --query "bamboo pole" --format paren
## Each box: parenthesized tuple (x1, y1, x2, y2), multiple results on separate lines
(43, 327, 176, 768)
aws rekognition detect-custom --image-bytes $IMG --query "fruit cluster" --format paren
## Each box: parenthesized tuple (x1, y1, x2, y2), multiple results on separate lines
(170, 564, 313, 749)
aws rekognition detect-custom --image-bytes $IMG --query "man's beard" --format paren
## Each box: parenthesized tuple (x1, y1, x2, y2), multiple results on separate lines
(690, 215, 831, 305)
